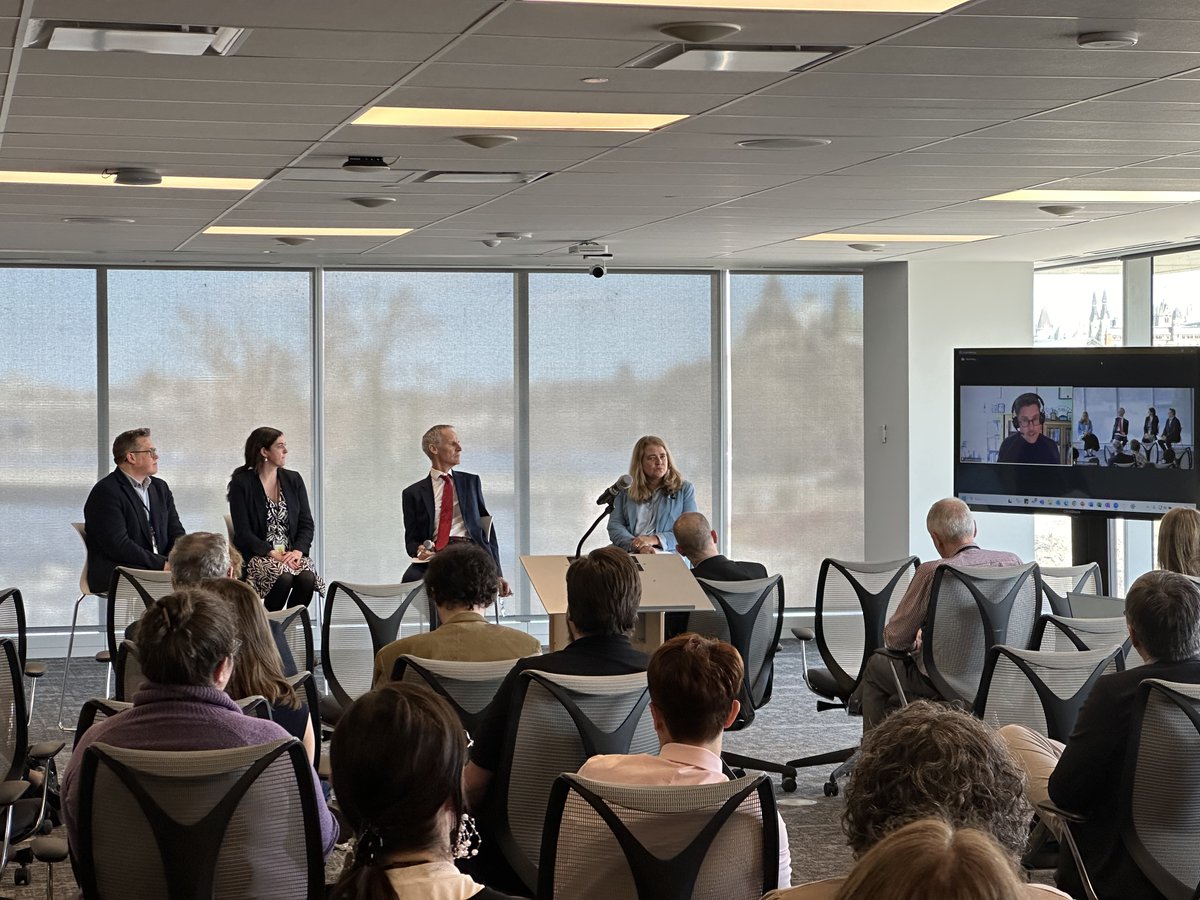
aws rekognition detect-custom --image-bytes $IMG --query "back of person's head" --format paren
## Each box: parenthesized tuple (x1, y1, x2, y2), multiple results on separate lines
(424, 543, 499, 611)
(330, 683, 468, 900)
(137, 589, 238, 687)
(168, 532, 231, 586)
(1157, 508, 1200, 577)
(672, 512, 715, 558)
(1132, 439, 1142, 452)
(1125, 570, 1200, 663)
(832, 819, 1026, 900)
(648, 633, 743, 744)
(198, 578, 298, 709)
(925, 498, 974, 545)
(566, 546, 640, 636)
(842, 702, 1030, 860)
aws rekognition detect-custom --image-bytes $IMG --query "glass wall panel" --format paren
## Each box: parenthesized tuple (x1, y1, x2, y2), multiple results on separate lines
(729, 274, 863, 606)
(0, 269, 97, 627)
(322, 272, 515, 588)
(107, 270, 313, 553)
(527, 274, 713, 590)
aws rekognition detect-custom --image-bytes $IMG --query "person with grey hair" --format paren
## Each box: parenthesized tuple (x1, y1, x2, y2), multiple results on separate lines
(167, 532, 233, 586)
(857, 498, 1022, 730)
(999, 569, 1200, 899)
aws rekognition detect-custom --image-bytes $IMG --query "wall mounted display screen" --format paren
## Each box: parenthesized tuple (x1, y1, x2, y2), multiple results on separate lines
(955, 347, 1200, 519)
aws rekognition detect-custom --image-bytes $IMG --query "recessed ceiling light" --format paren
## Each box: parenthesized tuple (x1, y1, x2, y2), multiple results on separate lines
(62, 216, 136, 224)
(1039, 205, 1084, 217)
(737, 137, 831, 150)
(347, 196, 397, 209)
(342, 155, 391, 173)
(796, 232, 995, 243)
(454, 134, 519, 150)
(29, 20, 249, 57)
(0, 170, 259, 190)
(984, 189, 1200, 203)
(522, 0, 962, 10)
(580, 76, 610, 84)
(631, 43, 846, 72)
(353, 107, 687, 132)
(1077, 31, 1139, 49)
(204, 226, 412, 237)
(415, 171, 550, 184)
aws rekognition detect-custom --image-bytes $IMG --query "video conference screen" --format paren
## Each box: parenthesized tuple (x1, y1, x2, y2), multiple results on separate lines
(954, 348, 1200, 519)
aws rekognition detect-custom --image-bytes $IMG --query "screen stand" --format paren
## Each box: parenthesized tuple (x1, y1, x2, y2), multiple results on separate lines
(1071, 517, 1111, 596)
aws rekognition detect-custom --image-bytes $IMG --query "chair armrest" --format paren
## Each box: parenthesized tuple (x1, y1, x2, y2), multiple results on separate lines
(791, 627, 815, 642)
(1036, 799, 1087, 824)
(27, 740, 64, 762)
(0, 782, 29, 807)
(24, 662, 45, 678)
(1035, 800, 1099, 900)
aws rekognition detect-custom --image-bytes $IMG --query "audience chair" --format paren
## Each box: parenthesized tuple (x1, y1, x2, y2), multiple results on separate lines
(73, 699, 131, 748)
(112, 641, 145, 702)
(920, 562, 1042, 711)
(74, 738, 325, 900)
(320, 580, 428, 723)
(793, 556, 919, 796)
(694, 576, 794, 790)
(287, 670, 321, 773)
(1045, 679, 1200, 900)
(1034, 614, 1141, 668)
(0, 588, 45, 725)
(1063, 591, 1126, 619)
(57, 524, 107, 732)
(1038, 564, 1102, 617)
(266, 605, 315, 675)
(492, 670, 656, 893)
(975, 644, 1124, 741)
(390, 655, 519, 735)
(103, 567, 173, 698)
(539, 773, 781, 900)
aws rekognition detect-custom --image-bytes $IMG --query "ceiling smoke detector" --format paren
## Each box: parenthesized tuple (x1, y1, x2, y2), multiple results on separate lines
(342, 156, 391, 173)
(347, 196, 397, 209)
(737, 137, 831, 150)
(455, 134, 519, 150)
(1077, 31, 1139, 49)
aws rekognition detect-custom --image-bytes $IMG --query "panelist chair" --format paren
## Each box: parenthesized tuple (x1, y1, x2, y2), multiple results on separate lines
(74, 738, 325, 900)
(539, 773, 781, 900)
(793, 556, 919, 796)
(1038, 564, 1102, 617)
(492, 670, 656, 894)
(320, 579, 428, 725)
(0, 588, 45, 725)
(57, 524, 107, 733)
(390, 655, 519, 735)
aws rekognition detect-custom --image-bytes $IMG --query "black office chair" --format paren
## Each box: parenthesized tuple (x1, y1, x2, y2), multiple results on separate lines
(0, 589, 44, 726)
(1038, 563, 1102, 617)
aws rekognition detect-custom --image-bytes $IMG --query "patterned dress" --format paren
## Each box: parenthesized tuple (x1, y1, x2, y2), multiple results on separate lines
(245, 494, 326, 597)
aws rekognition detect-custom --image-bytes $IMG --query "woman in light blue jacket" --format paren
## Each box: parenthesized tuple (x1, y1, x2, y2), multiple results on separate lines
(608, 435, 697, 554)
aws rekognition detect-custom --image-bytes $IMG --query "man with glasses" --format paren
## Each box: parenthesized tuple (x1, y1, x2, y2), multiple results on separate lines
(83, 427, 185, 593)
(997, 392, 1061, 465)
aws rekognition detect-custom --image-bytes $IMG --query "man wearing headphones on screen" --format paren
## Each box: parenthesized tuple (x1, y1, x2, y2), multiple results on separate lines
(997, 392, 1061, 465)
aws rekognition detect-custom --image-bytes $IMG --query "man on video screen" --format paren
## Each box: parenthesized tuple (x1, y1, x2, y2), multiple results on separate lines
(997, 392, 1061, 465)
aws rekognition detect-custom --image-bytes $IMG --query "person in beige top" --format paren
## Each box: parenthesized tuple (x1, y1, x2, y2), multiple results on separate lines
(373, 543, 540, 687)
(763, 702, 1068, 900)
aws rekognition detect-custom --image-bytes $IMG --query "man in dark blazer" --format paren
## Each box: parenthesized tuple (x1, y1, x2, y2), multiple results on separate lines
(1111, 407, 1129, 446)
(83, 428, 185, 594)
(668, 512, 768, 638)
(401, 424, 510, 596)
(999, 570, 1200, 900)
(1162, 407, 1183, 447)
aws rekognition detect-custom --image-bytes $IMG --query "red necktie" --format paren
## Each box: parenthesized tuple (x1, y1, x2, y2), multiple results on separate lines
(435, 474, 454, 550)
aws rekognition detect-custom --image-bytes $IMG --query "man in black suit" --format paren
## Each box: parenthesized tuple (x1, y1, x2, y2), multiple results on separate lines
(400, 424, 510, 596)
(1111, 407, 1129, 446)
(83, 428, 185, 594)
(673, 512, 767, 582)
(999, 570, 1200, 899)
(1162, 407, 1183, 448)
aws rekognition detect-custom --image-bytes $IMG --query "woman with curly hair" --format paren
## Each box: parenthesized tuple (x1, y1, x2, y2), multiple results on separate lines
(608, 435, 697, 554)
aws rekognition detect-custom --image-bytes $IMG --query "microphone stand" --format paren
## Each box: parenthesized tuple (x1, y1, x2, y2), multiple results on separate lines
(575, 505, 614, 559)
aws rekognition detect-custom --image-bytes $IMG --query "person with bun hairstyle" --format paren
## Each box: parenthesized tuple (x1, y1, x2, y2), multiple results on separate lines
(330, 683, 519, 900)
(61, 588, 337, 857)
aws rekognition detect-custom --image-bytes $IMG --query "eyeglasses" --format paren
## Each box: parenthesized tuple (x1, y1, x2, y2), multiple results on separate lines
(464, 730, 474, 750)
(130, 448, 159, 457)
(1016, 418, 1041, 428)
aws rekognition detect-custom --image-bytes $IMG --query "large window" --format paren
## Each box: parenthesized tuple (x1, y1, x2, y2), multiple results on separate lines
(0, 270, 97, 627)
(730, 274, 863, 605)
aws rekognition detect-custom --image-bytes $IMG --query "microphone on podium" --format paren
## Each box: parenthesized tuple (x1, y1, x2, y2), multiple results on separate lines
(595, 474, 633, 507)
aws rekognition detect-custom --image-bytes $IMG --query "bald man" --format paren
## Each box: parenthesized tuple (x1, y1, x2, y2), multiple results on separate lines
(668, 512, 768, 639)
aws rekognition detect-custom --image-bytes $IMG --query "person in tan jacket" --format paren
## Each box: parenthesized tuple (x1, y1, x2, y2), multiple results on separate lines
(373, 543, 540, 687)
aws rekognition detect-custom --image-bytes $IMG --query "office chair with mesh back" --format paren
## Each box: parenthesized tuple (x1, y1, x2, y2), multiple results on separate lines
(539, 773, 781, 900)
(74, 738, 325, 900)
(1038, 563, 1102, 617)
(113, 640, 145, 702)
(391, 655, 519, 735)
(792, 556, 919, 796)
(1034, 614, 1142, 668)
(266, 605, 315, 676)
(320, 580, 428, 725)
(58, 524, 108, 732)
(103, 567, 174, 698)
(0, 588, 45, 725)
(492, 670, 656, 894)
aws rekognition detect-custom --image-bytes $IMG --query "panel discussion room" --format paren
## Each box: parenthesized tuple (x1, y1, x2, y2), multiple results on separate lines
(4, 0, 1200, 898)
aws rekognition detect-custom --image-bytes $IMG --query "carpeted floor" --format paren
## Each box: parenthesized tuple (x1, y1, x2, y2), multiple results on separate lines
(9, 640, 1049, 897)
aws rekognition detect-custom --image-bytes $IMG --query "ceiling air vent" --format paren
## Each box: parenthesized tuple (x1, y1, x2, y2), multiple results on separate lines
(628, 43, 850, 73)
(24, 20, 249, 56)
(414, 171, 551, 185)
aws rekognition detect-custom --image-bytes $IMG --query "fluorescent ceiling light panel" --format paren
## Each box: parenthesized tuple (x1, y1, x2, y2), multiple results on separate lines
(48, 26, 215, 55)
(353, 107, 687, 132)
(796, 232, 995, 242)
(0, 171, 260, 190)
(984, 189, 1200, 203)
(204, 226, 412, 237)
(521, 0, 961, 11)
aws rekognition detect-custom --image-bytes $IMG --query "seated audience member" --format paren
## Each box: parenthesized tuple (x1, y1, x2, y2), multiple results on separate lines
(61, 589, 337, 856)
(168, 531, 236, 585)
(668, 511, 767, 637)
(831, 820, 1028, 900)
(464, 546, 648, 808)
(199, 577, 315, 763)
(857, 498, 1021, 730)
(1131, 439, 1148, 467)
(372, 543, 541, 688)
(765, 702, 1065, 899)
(1157, 507, 1200, 577)
(330, 683, 520, 900)
(1080, 432, 1100, 457)
(1111, 444, 1137, 466)
(999, 570, 1200, 900)
(580, 633, 791, 889)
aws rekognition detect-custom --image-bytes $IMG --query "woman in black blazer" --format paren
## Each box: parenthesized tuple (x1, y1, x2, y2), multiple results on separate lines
(228, 426, 324, 611)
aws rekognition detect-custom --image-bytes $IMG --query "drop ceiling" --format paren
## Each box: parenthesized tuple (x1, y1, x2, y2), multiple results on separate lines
(2, 0, 1200, 268)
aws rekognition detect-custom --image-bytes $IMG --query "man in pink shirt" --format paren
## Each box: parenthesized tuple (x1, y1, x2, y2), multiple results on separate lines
(579, 633, 791, 888)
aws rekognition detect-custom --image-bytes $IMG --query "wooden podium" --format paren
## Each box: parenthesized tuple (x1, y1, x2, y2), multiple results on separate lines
(521, 552, 712, 652)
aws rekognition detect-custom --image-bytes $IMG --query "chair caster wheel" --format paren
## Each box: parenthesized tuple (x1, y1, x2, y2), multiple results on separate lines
(823, 781, 838, 797)
(14, 866, 29, 885)
(782, 777, 797, 793)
